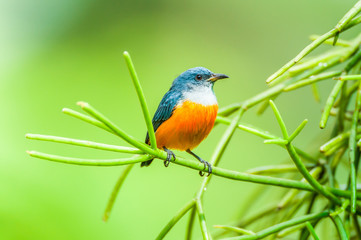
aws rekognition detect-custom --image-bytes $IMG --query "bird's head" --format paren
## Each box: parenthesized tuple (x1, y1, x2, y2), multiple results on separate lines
(171, 67, 229, 91)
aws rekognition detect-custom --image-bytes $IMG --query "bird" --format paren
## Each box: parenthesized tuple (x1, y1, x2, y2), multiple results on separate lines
(141, 67, 229, 176)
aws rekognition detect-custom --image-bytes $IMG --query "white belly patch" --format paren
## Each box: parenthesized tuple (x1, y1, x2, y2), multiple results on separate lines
(182, 85, 217, 106)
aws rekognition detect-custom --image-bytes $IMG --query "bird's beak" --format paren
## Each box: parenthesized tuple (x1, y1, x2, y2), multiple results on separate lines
(208, 73, 229, 82)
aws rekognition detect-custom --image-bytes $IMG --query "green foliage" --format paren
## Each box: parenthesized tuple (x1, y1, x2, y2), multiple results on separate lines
(26, 1, 361, 239)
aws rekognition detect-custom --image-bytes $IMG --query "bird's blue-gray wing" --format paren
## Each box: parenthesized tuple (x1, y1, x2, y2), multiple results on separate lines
(145, 90, 181, 144)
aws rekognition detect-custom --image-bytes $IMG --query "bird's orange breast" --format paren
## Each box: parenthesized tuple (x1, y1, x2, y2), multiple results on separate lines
(155, 100, 218, 151)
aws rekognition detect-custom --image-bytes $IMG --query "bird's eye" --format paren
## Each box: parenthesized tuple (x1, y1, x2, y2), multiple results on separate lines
(195, 75, 203, 80)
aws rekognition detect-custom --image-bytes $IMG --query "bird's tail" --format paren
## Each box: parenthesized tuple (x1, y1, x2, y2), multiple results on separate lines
(141, 159, 154, 167)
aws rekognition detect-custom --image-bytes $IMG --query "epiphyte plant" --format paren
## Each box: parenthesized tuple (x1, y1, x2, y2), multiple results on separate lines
(27, 1, 361, 239)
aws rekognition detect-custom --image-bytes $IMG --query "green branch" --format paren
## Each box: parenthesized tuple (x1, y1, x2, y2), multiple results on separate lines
(245, 164, 315, 175)
(266, 0, 361, 84)
(269, 100, 342, 205)
(335, 1, 361, 32)
(320, 80, 345, 129)
(348, 80, 361, 213)
(26, 134, 143, 154)
(309, 35, 351, 47)
(103, 164, 134, 221)
(27, 151, 151, 166)
(214, 225, 255, 236)
(223, 211, 329, 240)
(186, 206, 196, 240)
(331, 215, 349, 240)
(283, 71, 341, 92)
(216, 116, 317, 162)
(334, 74, 361, 81)
(196, 199, 211, 240)
(77, 101, 154, 154)
(62, 108, 114, 134)
(123, 51, 157, 149)
(155, 200, 195, 240)
(26, 134, 361, 200)
(305, 221, 320, 240)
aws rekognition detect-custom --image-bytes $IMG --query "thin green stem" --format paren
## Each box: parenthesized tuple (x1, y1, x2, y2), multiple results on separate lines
(217, 103, 241, 117)
(103, 164, 134, 221)
(325, 162, 335, 189)
(320, 80, 344, 129)
(123, 51, 157, 149)
(299, 215, 322, 240)
(305, 221, 320, 240)
(335, 0, 361, 32)
(348, 80, 361, 213)
(353, 214, 361, 239)
(337, 78, 348, 132)
(27, 151, 151, 166)
(214, 225, 255, 235)
(26, 134, 143, 154)
(263, 139, 288, 145)
(286, 144, 341, 205)
(331, 215, 349, 240)
(196, 199, 210, 240)
(334, 75, 361, 81)
(223, 211, 329, 240)
(245, 164, 315, 175)
(235, 186, 274, 225)
(268, 100, 288, 139)
(155, 200, 195, 240)
(288, 119, 308, 143)
(280, 193, 312, 223)
(344, 14, 361, 30)
(278, 167, 322, 209)
(311, 83, 320, 102)
(269, 100, 342, 204)
(256, 96, 275, 114)
(345, 49, 361, 72)
(186, 206, 196, 240)
(330, 199, 350, 217)
(320, 130, 351, 153)
(216, 117, 274, 139)
(217, 116, 317, 162)
(238, 203, 291, 227)
(62, 108, 114, 134)
(27, 149, 360, 200)
(288, 50, 343, 74)
(277, 222, 307, 238)
(283, 71, 341, 92)
(324, 138, 352, 157)
(309, 35, 351, 47)
(77, 102, 154, 154)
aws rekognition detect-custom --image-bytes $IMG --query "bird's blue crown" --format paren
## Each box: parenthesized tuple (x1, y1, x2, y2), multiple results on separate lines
(170, 67, 215, 91)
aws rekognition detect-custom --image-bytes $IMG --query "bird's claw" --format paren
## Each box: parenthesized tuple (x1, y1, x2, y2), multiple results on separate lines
(198, 159, 212, 177)
(164, 149, 176, 167)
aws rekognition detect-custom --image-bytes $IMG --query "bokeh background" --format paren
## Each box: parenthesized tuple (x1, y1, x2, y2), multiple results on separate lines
(1, 0, 359, 239)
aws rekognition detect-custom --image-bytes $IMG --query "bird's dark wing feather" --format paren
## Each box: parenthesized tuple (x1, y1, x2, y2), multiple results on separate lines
(145, 90, 181, 144)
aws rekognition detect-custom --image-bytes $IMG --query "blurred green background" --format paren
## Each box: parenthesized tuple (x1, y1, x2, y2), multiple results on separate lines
(1, 0, 359, 239)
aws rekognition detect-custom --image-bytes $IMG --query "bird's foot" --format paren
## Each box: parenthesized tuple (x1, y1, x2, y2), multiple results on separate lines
(198, 158, 212, 177)
(186, 149, 212, 177)
(163, 147, 176, 167)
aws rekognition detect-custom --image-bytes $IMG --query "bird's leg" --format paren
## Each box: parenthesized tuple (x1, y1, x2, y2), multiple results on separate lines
(186, 149, 212, 177)
(163, 147, 176, 167)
